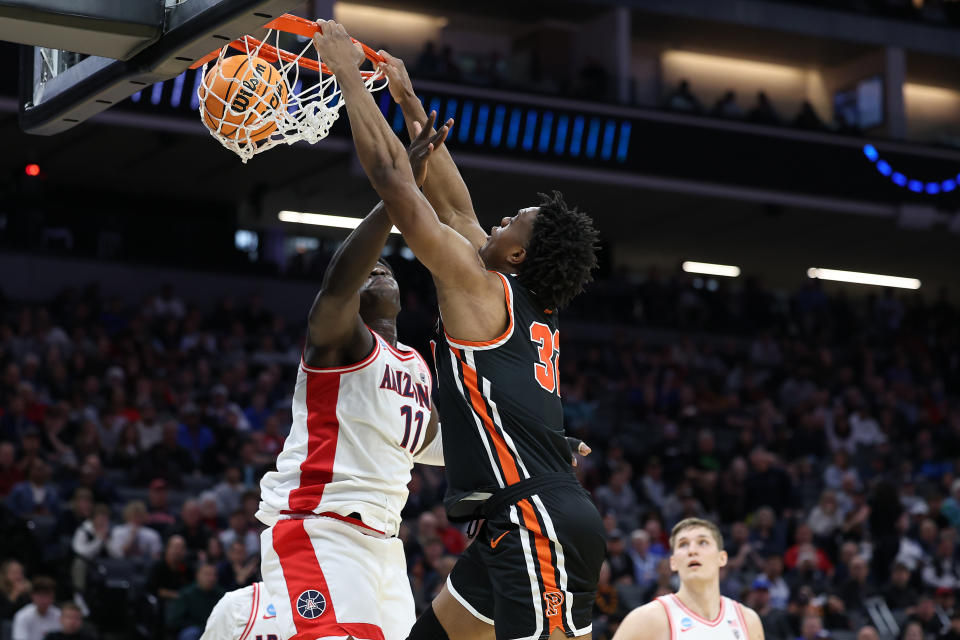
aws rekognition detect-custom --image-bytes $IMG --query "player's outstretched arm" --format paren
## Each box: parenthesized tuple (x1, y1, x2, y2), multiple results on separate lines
(315, 22, 497, 299)
(378, 51, 487, 251)
(613, 601, 670, 640)
(306, 111, 450, 367)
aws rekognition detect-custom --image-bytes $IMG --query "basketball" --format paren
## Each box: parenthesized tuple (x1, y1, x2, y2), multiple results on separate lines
(200, 55, 288, 142)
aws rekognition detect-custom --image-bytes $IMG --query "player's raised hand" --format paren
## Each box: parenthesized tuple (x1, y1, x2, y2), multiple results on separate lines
(408, 110, 453, 188)
(313, 20, 364, 73)
(566, 436, 592, 467)
(378, 50, 416, 106)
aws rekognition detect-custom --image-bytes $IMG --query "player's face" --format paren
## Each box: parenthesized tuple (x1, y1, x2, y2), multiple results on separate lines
(669, 526, 727, 583)
(359, 260, 401, 317)
(479, 207, 538, 269)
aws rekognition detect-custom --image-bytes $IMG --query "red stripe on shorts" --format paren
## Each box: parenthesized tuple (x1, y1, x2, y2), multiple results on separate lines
(272, 519, 385, 640)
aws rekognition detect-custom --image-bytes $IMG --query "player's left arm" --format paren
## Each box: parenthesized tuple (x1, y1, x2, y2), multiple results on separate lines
(740, 604, 766, 640)
(413, 404, 443, 465)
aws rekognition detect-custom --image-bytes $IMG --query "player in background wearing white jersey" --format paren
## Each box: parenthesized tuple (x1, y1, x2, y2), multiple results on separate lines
(200, 582, 279, 640)
(254, 115, 451, 640)
(613, 518, 764, 640)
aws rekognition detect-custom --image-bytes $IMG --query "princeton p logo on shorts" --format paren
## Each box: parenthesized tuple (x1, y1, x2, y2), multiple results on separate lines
(296, 590, 326, 619)
(543, 591, 565, 617)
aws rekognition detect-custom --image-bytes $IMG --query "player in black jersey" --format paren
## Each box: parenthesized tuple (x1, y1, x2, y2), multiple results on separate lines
(316, 23, 603, 640)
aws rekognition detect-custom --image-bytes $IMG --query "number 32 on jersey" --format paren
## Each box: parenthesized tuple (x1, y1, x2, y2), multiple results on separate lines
(529, 322, 560, 394)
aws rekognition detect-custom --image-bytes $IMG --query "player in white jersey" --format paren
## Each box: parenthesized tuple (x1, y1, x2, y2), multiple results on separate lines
(614, 518, 764, 640)
(255, 115, 452, 640)
(201, 582, 279, 640)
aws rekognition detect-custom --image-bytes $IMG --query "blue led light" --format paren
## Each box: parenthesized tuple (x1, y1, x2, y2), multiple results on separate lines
(876, 160, 892, 176)
(428, 97, 441, 117)
(378, 91, 391, 116)
(459, 102, 473, 143)
(538, 112, 554, 153)
(570, 117, 585, 157)
(490, 105, 506, 147)
(864, 145, 959, 196)
(601, 120, 616, 160)
(150, 82, 164, 106)
(617, 122, 631, 162)
(474, 104, 490, 145)
(131, 91, 142, 103)
(943, 179, 957, 192)
(892, 172, 907, 187)
(908, 179, 923, 193)
(170, 72, 186, 108)
(522, 111, 537, 151)
(863, 144, 878, 162)
(926, 182, 941, 195)
(506, 108, 522, 149)
(392, 107, 405, 133)
(190, 70, 203, 110)
(444, 99, 457, 124)
(554, 115, 569, 155)
(585, 118, 601, 158)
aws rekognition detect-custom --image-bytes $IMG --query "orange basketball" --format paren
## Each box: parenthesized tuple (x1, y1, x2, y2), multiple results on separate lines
(200, 55, 288, 142)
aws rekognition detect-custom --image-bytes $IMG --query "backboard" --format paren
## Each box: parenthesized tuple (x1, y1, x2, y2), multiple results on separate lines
(4, 0, 304, 134)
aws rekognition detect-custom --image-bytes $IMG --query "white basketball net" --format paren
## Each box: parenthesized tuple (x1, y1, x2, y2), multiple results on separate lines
(197, 28, 387, 163)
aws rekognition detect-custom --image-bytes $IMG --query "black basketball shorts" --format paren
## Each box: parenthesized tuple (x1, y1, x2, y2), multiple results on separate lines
(446, 483, 605, 640)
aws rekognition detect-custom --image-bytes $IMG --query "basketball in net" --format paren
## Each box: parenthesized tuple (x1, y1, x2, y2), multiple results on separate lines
(191, 15, 387, 162)
(199, 55, 288, 142)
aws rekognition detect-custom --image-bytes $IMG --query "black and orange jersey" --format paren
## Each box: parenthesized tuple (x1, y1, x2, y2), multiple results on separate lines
(432, 272, 574, 508)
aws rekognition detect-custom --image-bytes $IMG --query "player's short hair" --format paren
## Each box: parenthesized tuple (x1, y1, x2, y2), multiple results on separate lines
(517, 191, 599, 310)
(669, 518, 724, 552)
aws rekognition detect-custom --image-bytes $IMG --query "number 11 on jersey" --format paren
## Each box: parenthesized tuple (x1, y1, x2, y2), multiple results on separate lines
(529, 321, 560, 394)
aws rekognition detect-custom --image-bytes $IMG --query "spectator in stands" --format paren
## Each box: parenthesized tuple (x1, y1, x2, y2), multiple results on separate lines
(42, 602, 93, 640)
(759, 554, 791, 610)
(107, 500, 162, 561)
(11, 576, 59, 640)
(166, 564, 223, 640)
(856, 626, 879, 640)
(595, 464, 641, 532)
(134, 402, 163, 451)
(145, 478, 176, 535)
(0, 560, 30, 622)
(628, 529, 659, 589)
(169, 499, 211, 555)
(70, 455, 117, 506)
(141, 421, 195, 486)
(941, 479, 960, 529)
(0, 441, 23, 497)
(747, 91, 781, 125)
(785, 524, 834, 573)
(218, 510, 258, 557)
(798, 614, 826, 640)
(177, 404, 213, 465)
(665, 79, 702, 113)
(639, 458, 666, 511)
(901, 621, 924, 640)
(216, 540, 258, 591)
(605, 530, 634, 585)
(794, 101, 827, 131)
(149, 535, 193, 602)
(109, 422, 142, 470)
(808, 490, 844, 541)
(750, 506, 788, 557)
(745, 448, 793, 515)
(909, 596, 946, 636)
(835, 555, 875, 616)
(921, 533, 960, 590)
(883, 561, 918, 612)
(54, 488, 93, 544)
(7, 458, 59, 519)
(430, 505, 465, 556)
(711, 90, 742, 119)
(70, 503, 111, 594)
(414, 42, 442, 77)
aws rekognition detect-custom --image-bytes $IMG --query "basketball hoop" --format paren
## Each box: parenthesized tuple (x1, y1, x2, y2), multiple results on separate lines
(191, 14, 387, 162)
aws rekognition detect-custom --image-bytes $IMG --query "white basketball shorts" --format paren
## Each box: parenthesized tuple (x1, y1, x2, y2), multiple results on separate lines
(260, 515, 415, 640)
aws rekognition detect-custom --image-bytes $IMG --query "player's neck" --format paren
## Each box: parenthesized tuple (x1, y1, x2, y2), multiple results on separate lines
(675, 581, 723, 621)
(368, 319, 398, 347)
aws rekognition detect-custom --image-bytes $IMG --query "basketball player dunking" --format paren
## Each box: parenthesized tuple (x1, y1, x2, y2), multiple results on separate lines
(253, 117, 451, 640)
(613, 519, 765, 640)
(317, 21, 604, 640)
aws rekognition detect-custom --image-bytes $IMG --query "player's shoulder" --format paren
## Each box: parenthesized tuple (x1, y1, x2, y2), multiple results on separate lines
(733, 602, 764, 640)
(614, 598, 670, 640)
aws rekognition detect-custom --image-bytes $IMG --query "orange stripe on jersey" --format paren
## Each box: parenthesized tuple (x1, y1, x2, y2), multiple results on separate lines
(456, 349, 522, 485)
(518, 499, 564, 634)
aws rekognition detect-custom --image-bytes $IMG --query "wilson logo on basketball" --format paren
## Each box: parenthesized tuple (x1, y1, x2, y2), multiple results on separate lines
(543, 591, 564, 616)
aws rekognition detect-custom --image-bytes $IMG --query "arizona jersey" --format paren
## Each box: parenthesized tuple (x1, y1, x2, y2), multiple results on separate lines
(200, 582, 278, 640)
(257, 330, 433, 537)
(656, 594, 750, 640)
(434, 272, 571, 507)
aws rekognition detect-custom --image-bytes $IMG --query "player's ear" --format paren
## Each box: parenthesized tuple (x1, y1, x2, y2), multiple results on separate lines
(718, 550, 728, 568)
(669, 553, 677, 573)
(507, 246, 526, 265)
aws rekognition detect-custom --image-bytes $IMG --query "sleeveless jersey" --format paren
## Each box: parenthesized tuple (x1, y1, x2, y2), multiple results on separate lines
(656, 594, 749, 640)
(200, 582, 278, 640)
(433, 272, 572, 506)
(257, 331, 433, 537)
